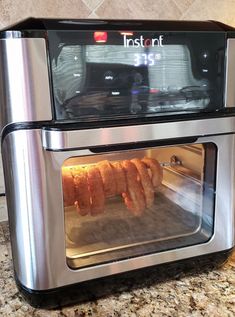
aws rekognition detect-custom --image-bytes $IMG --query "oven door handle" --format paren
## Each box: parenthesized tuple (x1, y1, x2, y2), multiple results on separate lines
(41, 117, 235, 151)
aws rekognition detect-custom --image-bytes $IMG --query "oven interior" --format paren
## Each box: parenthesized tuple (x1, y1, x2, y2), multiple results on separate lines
(62, 143, 216, 269)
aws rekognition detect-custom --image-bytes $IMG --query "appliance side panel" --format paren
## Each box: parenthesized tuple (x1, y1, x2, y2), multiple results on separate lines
(1, 129, 58, 289)
(231, 135, 235, 244)
(214, 134, 235, 248)
(225, 39, 235, 108)
(0, 38, 52, 133)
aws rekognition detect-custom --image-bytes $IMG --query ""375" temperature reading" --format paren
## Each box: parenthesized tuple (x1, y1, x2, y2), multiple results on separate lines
(134, 53, 161, 66)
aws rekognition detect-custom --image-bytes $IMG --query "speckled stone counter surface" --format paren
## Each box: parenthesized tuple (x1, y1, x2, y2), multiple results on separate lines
(0, 221, 234, 317)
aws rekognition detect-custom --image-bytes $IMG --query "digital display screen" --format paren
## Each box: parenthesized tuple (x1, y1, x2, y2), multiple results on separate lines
(133, 53, 162, 66)
(48, 31, 225, 121)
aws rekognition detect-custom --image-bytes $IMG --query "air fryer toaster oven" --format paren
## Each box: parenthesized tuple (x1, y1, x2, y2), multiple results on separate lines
(0, 18, 234, 308)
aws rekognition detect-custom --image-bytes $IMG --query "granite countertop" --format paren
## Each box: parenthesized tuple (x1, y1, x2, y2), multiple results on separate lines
(0, 221, 234, 317)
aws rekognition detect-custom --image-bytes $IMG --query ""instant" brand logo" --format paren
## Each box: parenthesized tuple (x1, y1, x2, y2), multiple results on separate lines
(123, 34, 164, 48)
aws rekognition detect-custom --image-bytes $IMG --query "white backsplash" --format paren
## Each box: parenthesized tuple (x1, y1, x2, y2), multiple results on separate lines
(0, 196, 7, 222)
(0, 155, 5, 194)
(0, 150, 7, 221)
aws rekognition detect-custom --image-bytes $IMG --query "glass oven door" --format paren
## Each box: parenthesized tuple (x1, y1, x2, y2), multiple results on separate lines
(62, 142, 216, 269)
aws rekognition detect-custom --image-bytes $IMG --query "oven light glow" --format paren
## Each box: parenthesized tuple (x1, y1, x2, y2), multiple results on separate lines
(94, 31, 108, 43)
(62, 165, 85, 173)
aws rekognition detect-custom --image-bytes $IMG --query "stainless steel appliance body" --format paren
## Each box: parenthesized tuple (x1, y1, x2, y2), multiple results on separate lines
(0, 18, 235, 307)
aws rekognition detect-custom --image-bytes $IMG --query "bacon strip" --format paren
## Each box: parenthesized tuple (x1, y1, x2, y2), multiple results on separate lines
(62, 169, 76, 207)
(131, 158, 154, 208)
(62, 157, 163, 216)
(142, 157, 163, 188)
(86, 166, 105, 216)
(73, 167, 91, 216)
(121, 160, 146, 216)
(97, 160, 116, 197)
(111, 161, 127, 194)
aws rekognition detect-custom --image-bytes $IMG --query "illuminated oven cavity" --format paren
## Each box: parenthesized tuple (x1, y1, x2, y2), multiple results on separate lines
(62, 143, 216, 269)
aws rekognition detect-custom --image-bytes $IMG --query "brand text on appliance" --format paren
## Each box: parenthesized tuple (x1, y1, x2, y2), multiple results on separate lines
(123, 34, 164, 48)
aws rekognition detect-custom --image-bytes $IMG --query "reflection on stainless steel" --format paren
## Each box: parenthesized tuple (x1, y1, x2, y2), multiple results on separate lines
(52, 45, 86, 106)
(52, 43, 213, 120)
(86, 45, 145, 65)
(0, 38, 52, 133)
(42, 117, 235, 150)
(62, 86, 210, 118)
(148, 45, 209, 96)
(147, 86, 210, 112)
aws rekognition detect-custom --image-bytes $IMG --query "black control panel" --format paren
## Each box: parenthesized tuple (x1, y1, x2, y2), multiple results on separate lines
(48, 29, 226, 122)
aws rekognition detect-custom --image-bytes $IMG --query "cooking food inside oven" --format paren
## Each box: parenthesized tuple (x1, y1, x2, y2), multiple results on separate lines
(62, 144, 216, 269)
(62, 157, 163, 216)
